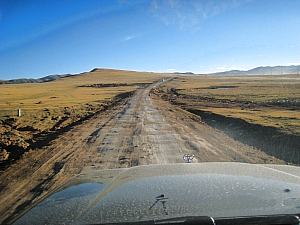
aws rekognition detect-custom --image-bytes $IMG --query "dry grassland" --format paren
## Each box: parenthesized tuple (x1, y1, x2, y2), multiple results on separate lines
(0, 69, 163, 163)
(0, 69, 162, 117)
(161, 75, 300, 135)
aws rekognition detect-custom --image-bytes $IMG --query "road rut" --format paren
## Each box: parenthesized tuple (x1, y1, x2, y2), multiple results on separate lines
(87, 79, 282, 168)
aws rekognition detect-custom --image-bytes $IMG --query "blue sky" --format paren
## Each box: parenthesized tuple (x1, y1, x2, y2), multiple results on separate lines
(0, 0, 300, 79)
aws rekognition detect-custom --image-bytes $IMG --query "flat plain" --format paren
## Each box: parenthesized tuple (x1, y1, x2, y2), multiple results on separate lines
(159, 74, 300, 135)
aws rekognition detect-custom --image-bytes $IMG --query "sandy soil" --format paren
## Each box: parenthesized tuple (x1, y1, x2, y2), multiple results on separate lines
(0, 78, 283, 224)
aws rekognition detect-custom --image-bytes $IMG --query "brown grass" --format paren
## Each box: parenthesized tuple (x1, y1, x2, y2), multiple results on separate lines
(161, 75, 300, 135)
(0, 69, 164, 157)
(0, 69, 162, 115)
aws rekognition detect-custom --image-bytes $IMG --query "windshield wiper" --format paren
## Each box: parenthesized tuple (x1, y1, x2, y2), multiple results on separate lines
(90, 214, 300, 225)
(216, 214, 300, 225)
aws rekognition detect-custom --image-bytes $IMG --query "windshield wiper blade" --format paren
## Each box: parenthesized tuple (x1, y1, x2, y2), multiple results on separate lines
(217, 214, 300, 225)
(88, 216, 215, 225)
(88, 214, 300, 225)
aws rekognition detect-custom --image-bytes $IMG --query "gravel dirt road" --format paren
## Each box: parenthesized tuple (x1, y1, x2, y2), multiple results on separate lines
(90, 78, 281, 167)
(0, 78, 282, 223)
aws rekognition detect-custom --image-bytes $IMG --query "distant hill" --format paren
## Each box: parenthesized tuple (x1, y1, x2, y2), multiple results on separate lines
(89, 68, 140, 73)
(0, 68, 143, 84)
(0, 68, 144, 84)
(0, 74, 75, 84)
(211, 65, 300, 76)
(173, 72, 195, 75)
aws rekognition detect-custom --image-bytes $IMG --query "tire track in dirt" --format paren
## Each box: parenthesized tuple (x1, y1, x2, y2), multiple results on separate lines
(87, 78, 283, 170)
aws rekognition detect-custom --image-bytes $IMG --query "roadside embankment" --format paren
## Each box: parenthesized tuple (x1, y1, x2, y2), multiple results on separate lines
(187, 109, 300, 165)
(153, 83, 299, 165)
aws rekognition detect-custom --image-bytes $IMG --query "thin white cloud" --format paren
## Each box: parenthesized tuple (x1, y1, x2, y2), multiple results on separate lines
(150, 0, 252, 30)
(123, 35, 137, 42)
(0, 2, 126, 51)
(118, 33, 142, 43)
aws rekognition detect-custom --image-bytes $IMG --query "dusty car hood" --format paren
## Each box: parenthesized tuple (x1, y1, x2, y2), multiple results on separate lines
(14, 162, 300, 224)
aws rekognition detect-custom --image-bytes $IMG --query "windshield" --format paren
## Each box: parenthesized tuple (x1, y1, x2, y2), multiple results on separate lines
(0, 0, 299, 224)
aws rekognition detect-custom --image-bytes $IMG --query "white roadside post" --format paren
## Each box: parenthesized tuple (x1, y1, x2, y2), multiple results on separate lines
(18, 108, 22, 117)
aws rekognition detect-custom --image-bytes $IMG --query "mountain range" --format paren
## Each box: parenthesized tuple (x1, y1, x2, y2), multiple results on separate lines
(211, 65, 300, 76)
(1, 65, 299, 84)
(0, 74, 75, 84)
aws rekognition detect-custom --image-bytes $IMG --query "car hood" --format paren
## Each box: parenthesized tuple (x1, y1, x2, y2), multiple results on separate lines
(14, 162, 300, 224)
